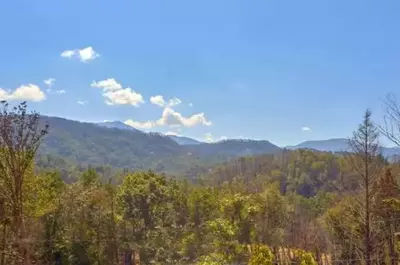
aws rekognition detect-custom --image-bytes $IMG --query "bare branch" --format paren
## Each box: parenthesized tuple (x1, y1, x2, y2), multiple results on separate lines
(380, 93, 400, 146)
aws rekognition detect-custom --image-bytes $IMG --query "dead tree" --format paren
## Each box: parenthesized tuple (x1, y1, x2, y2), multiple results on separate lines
(0, 101, 48, 264)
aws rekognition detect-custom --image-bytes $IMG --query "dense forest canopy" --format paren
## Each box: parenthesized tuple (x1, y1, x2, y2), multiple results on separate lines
(1, 101, 400, 265)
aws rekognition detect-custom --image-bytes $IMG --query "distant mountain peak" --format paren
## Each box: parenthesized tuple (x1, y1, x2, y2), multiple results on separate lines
(286, 138, 350, 152)
(96, 121, 141, 131)
(167, 135, 202, 145)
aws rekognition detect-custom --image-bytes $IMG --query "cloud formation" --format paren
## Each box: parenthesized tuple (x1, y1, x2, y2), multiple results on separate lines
(0, 84, 46, 102)
(43, 78, 65, 94)
(150, 95, 182, 107)
(157, 107, 211, 127)
(301, 126, 311, 131)
(77, 100, 88, 105)
(91, 78, 144, 106)
(123, 107, 212, 130)
(61, 47, 100, 62)
(44, 78, 55, 87)
(164, 131, 181, 136)
(124, 119, 155, 129)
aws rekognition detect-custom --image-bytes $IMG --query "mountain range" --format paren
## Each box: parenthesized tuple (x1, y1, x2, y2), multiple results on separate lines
(38, 117, 280, 175)
(98, 121, 400, 158)
(287, 138, 400, 159)
(36, 117, 400, 176)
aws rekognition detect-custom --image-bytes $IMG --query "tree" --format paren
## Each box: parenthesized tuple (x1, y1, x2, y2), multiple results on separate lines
(347, 109, 382, 265)
(0, 101, 48, 264)
(381, 93, 400, 146)
(373, 168, 400, 265)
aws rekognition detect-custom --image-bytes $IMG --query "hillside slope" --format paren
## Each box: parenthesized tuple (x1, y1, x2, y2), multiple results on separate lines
(38, 116, 281, 174)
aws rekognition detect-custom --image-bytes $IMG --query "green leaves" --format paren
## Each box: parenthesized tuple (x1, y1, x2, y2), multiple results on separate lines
(248, 245, 274, 265)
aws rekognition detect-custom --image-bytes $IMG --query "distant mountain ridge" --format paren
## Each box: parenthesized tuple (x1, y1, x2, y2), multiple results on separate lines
(166, 135, 203, 145)
(37, 117, 400, 176)
(37, 116, 281, 175)
(97, 121, 400, 158)
(97, 121, 141, 132)
(286, 138, 351, 152)
(287, 138, 400, 158)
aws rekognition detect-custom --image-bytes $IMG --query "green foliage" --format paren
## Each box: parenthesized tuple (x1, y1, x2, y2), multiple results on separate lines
(8, 98, 400, 265)
(196, 253, 227, 265)
(294, 250, 317, 265)
(248, 245, 274, 265)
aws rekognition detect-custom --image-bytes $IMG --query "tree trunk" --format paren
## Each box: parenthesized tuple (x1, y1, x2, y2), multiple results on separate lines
(0, 223, 6, 265)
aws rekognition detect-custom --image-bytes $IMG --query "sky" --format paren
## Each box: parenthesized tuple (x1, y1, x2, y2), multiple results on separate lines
(1, 0, 400, 146)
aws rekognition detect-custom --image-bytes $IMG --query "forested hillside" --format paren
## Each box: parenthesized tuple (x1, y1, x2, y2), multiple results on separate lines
(193, 149, 360, 197)
(37, 116, 281, 175)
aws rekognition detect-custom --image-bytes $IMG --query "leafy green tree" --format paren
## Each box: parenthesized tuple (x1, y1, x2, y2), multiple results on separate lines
(0, 101, 48, 265)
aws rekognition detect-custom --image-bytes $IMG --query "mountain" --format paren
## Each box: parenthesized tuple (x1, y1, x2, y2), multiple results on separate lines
(167, 135, 202, 145)
(188, 139, 281, 158)
(38, 116, 281, 175)
(96, 121, 141, 132)
(39, 116, 183, 169)
(287, 138, 350, 152)
(287, 138, 400, 159)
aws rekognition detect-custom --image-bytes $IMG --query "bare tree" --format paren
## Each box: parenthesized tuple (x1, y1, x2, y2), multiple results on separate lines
(347, 109, 383, 265)
(0, 101, 48, 265)
(381, 93, 400, 146)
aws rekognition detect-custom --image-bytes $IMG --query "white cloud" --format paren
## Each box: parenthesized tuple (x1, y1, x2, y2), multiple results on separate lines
(124, 119, 155, 129)
(168, 97, 182, 107)
(150, 95, 165, 107)
(78, 47, 100, 62)
(91, 78, 144, 106)
(55, 90, 66, 94)
(205, 132, 214, 143)
(123, 107, 212, 130)
(61, 47, 100, 62)
(0, 84, 46, 102)
(188, 102, 193, 107)
(157, 107, 211, 127)
(220, 136, 228, 141)
(164, 131, 181, 136)
(150, 95, 182, 107)
(44, 78, 55, 87)
(90, 78, 122, 91)
(77, 100, 88, 105)
(301, 126, 311, 131)
(103, 88, 144, 106)
(61, 50, 75, 58)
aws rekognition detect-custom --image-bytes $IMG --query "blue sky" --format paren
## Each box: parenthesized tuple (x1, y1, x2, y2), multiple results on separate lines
(1, 0, 400, 146)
